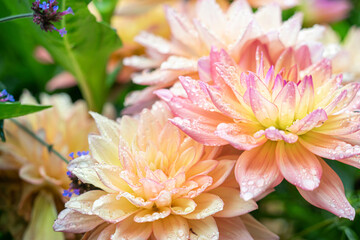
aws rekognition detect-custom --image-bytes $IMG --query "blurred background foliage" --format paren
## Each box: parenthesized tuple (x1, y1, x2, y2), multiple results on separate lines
(0, 0, 359, 239)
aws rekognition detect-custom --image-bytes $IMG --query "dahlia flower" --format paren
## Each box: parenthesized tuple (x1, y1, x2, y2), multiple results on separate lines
(53, 102, 278, 239)
(300, 0, 351, 26)
(322, 27, 360, 83)
(157, 48, 359, 220)
(124, 0, 324, 112)
(0, 92, 96, 238)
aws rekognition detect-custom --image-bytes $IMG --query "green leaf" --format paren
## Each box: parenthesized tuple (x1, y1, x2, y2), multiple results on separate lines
(343, 227, 359, 240)
(23, 191, 64, 240)
(93, 0, 118, 23)
(0, 102, 51, 120)
(39, 0, 122, 112)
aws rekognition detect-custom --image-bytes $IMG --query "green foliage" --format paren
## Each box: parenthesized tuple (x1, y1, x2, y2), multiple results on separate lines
(0, 0, 122, 112)
(0, 102, 51, 120)
(93, 0, 118, 23)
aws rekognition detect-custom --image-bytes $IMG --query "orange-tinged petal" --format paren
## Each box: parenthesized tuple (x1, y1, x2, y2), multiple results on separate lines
(287, 109, 327, 135)
(112, 216, 152, 240)
(276, 142, 322, 191)
(274, 81, 297, 129)
(134, 207, 171, 223)
(210, 187, 258, 217)
(188, 216, 219, 239)
(216, 217, 253, 240)
(153, 215, 189, 240)
(171, 198, 197, 216)
(337, 156, 360, 169)
(297, 159, 355, 220)
(299, 132, 360, 160)
(187, 160, 218, 179)
(249, 88, 278, 127)
(241, 214, 279, 240)
(82, 223, 112, 240)
(215, 123, 266, 150)
(92, 194, 139, 223)
(184, 193, 224, 219)
(236, 141, 283, 201)
(53, 209, 103, 233)
(206, 160, 236, 190)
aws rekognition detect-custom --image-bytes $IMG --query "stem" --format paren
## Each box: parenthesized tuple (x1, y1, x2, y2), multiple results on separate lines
(10, 119, 69, 164)
(0, 13, 33, 23)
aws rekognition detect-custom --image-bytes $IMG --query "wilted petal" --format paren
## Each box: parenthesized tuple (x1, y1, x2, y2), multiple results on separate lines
(276, 142, 322, 191)
(210, 187, 258, 217)
(153, 215, 189, 240)
(297, 159, 355, 220)
(53, 209, 103, 233)
(236, 141, 283, 201)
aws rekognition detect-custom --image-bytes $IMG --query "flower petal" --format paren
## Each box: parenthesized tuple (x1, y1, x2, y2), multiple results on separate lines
(235, 141, 283, 201)
(248, 88, 278, 127)
(184, 193, 224, 219)
(65, 190, 107, 215)
(153, 215, 189, 240)
(276, 142, 322, 191)
(112, 215, 152, 240)
(188, 217, 219, 239)
(215, 217, 253, 240)
(297, 159, 355, 220)
(299, 132, 360, 160)
(89, 136, 120, 166)
(53, 209, 103, 233)
(287, 109, 327, 135)
(206, 160, 236, 190)
(241, 214, 279, 240)
(92, 194, 139, 223)
(89, 112, 120, 146)
(134, 207, 171, 223)
(210, 187, 258, 217)
(171, 198, 197, 215)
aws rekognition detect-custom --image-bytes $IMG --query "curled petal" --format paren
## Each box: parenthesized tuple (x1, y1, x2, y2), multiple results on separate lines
(171, 198, 197, 215)
(276, 142, 322, 191)
(134, 207, 171, 223)
(184, 193, 224, 219)
(236, 141, 283, 201)
(254, 127, 298, 143)
(297, 159, 355, 220)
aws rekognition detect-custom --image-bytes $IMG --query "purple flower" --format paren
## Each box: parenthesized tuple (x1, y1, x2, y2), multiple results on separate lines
(31, 0, 74, 37)
(0, 90, 15, 102)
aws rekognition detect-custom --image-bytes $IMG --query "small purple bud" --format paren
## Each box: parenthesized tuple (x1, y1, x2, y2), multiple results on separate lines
(66, 171, 72, 176)
(69, 152, 74, 159)
(77, 151, 82, 157)
(63, 7, 74, 15)
(53, 5, 59, 12)
(57, 28, 67, 37)
(73, 189, 80, 195)
(1, 90, 8, 96)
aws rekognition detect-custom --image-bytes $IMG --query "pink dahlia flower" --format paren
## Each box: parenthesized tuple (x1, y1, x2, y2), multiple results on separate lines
(53, 102, 278, 240)
(123, 0, 324, 113)
(157, 48, 360, 220)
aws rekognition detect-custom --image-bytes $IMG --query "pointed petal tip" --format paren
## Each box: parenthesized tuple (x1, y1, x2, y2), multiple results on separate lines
(154, 89, 173, 102)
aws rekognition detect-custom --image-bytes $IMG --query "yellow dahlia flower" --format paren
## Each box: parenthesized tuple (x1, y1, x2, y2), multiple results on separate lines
(54, 102, 278, 240)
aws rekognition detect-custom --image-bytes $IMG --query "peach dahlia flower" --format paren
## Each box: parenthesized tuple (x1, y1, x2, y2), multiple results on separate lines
(0, 92, 96, 239)
(53, 102, 278, 240)
(123, 0, 324, 112)
(157, 48, 360, 220)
